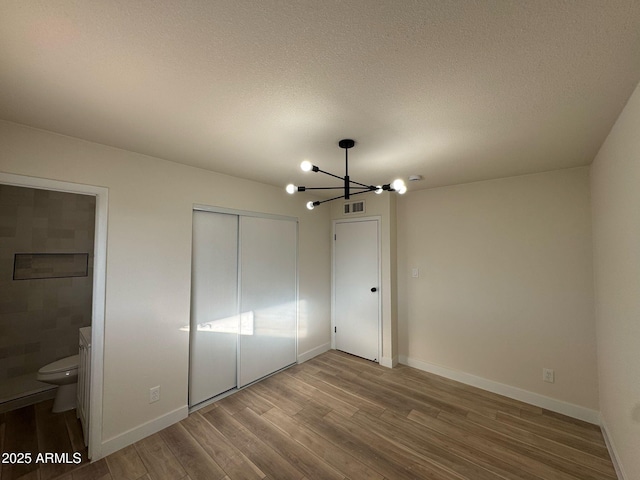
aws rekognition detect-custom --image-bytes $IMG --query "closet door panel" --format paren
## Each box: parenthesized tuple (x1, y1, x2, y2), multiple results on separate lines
(189, 211, 238, 406)
(239, 216, 297, 387)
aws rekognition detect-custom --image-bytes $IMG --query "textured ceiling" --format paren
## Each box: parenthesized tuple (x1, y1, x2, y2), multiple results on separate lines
(1, 1, 640, 193)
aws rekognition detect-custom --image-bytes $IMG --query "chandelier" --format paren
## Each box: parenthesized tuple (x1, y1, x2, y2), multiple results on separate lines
(286, 139, 407, 210)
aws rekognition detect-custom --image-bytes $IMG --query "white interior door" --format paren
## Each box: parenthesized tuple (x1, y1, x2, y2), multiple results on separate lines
(189, 211, 238, 406)
(239, 216, 297, 387)
(334, 219, 380, 361)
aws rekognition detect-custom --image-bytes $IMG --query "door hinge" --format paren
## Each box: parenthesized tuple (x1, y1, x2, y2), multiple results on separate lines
(334, 326, 337, 333)
(334, 234, 336, 240)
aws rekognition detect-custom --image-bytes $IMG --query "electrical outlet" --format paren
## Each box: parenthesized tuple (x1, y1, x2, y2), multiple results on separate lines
(543, 368, 554, 383)
(150, 385, 160, 403)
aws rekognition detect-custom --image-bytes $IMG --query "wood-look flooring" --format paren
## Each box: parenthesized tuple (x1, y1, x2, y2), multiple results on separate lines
(0, 400, 88, 480)
(4, 350, 617, 480)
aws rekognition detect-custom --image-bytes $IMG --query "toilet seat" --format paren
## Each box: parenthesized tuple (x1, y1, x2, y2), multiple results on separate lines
(38, 354, 79, 375)
(37, 354, 79, 386)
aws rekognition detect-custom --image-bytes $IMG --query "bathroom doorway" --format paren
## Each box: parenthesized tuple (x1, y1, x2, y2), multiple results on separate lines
(0, 185, 95, 407)
(0, 173, 107, 460)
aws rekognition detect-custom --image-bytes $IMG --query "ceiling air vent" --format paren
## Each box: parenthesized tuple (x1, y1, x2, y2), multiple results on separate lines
(343, 200, 365, 215)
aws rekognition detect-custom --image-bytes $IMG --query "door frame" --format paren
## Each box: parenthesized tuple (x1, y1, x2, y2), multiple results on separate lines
(331, 216, 382, 364)
(0, 172, 108, 460)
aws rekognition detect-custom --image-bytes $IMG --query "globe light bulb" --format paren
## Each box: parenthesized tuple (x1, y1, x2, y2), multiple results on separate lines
(286, 184, 296, 194)
(375, 186, 383, 194)
(306, 201, 315, 210)
(392, 178, 405, 191)
(398, 185, 407, 194)
(300, 160, 313, 172)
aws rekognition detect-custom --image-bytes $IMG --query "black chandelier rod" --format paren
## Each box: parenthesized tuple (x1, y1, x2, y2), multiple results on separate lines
(346, 178, 374, 189)
(315, 194, 348, 206)
(309, 186, 379, 208)
(345, 145, 349, 178)
(302, 186, 371, 191)
(347, 187, 377, 196)
(314, 168, 374, 189)
(315, 168, 344, 182)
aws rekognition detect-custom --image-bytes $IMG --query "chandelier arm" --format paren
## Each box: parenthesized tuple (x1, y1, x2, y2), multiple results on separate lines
(346, 188, 377, 197)
(348, 178, 376, 189)
(315, 168, 345, 182)
(301, 186, 370, 191)
(317, 194, 348, 205)
(314, 186, 380, 207)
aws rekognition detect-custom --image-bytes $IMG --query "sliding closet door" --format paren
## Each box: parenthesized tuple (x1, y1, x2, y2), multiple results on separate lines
(189, 211, 238, 407)
(238, 216, 297, 387)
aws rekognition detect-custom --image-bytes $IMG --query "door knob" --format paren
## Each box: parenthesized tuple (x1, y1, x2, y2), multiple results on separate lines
(371, 287, 377, 292)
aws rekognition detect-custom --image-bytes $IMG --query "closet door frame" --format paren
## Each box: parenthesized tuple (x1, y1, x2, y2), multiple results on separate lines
(191, 204, 298, 403)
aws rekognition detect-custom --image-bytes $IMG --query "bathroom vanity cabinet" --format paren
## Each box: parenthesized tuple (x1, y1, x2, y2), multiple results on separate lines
(78, 326, 91, 446)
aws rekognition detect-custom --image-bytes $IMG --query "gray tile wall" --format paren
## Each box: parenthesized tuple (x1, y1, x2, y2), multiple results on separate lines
(0, 185, 95, 381)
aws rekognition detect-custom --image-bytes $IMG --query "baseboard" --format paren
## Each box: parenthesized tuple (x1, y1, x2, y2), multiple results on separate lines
(398, 355, 600, 425)
(100, 405, 188, 457)
(298, 342, 331, 364)
(600, 415, 626, 480)
(379, 356, 398, 368)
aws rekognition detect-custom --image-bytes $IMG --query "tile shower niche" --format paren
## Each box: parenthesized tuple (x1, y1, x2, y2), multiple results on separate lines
(13, 253, 89, 280)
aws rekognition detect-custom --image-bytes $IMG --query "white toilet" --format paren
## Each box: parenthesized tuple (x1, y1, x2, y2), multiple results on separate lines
(37, 354, 79, 413)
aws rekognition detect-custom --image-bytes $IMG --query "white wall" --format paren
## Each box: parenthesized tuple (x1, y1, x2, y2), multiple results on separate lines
(0, 120, 331, 450)
(591, 82, 640, 480)
(397, 167, 599, 412)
